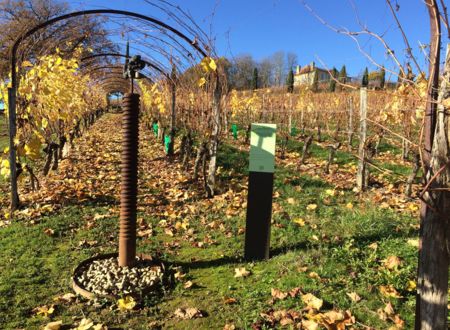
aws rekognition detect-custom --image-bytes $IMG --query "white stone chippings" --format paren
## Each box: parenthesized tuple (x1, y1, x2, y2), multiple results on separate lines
(77, 257, 163, 296)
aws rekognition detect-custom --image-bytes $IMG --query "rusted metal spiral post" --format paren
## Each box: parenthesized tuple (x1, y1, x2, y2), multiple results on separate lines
(119, 93, 140, 267)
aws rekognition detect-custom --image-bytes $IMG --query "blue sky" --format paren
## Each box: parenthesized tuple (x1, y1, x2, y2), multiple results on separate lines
(68, 0, 433, 77)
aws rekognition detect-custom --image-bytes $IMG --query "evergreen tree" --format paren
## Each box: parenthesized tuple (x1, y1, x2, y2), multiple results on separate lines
(380, 66, 386, 89)
(361, 67, 369, 87)
(338, 65, 347, 84)
(329, 67, 338, 92)
(251, 67, 258, 90)
(286, 69, 294, 93)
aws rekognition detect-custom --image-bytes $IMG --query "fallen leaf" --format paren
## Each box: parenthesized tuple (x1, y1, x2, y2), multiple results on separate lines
(384, 302, 395, 316)
(368, 242, 378, 250)
(33, 304, 55, 317)
(293, 218, 305, 226)
(379, 285, 402, 298)
(184, 281, 194, 289)
(287, 197, 296, 205)
(44, 320, 63, 330)
(271, 288, 288, 300)
(302, 319, 319, 330)
(306, 204, 318, 211)
(406, 280, 416, 292)
(301, 293, 323, 310)
(346, 292, 361, 302)
(76, 318, 94, 330)
(117, 296, 136, 311)
(384, 256, 402, 270)
(223, 297, 237, 305)
(44, 228, 55, 236)
(53, 293, 76, 303)
(345, 202, 353, 209)
(234, 267, 250, 278)
(174, 307, 203, 319)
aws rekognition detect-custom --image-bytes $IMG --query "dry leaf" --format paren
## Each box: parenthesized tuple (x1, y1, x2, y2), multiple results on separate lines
(54, 292, 76, 303)
(346, 292, 361, 302)
(44, 320, 63, 330)
(384, 302, 395, 316)
(406, 280, 416, 292)
(379, 285, 402, 298)
(271, 288, 288, 300)
(33, 304, 54, 317)
(306, 204, 318, 211)
(301, 293, 323, 310)
(174, 307, 203, 319)
(183, 281, 194, 289)
(383, 256, 402, 270)
(224, 297, 237, 305)
(44, 228, 55, 236)
(302, 319, 319, 330)
(117, 296, 136, 310)
(234, 267, 250, 278)
(293, 218, 305, 226)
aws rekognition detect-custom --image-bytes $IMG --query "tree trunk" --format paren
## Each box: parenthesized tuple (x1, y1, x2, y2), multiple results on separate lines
(415, 0, 447, 325)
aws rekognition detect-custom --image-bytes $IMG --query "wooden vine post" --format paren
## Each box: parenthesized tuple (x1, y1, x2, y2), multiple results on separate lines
(356, 87, 368, 190)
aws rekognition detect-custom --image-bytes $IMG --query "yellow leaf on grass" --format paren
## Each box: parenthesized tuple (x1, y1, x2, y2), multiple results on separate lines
(325, 189, 335, 196)
(406, 280, 416, 292)
(293, 218, 305, 226)
(301, 293, 323, 310)
(117, 296, 136, 310)
(346, 202, 354, 209)
(379, 285, 402, 298)
(287, 197, 296, 205)
(44, 320, 63, 330)
(407, 238, 419, 247)
(383, 256, 402, 270)
(234, 267, 250, 278)
(33, 304, 54, 317)
(302, 319, 319, 330)
(346, 291, 361, 302)
(306, 204, 317, 211)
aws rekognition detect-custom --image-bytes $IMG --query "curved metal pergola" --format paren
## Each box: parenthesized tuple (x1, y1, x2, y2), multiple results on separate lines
(7, 9, 209, 210)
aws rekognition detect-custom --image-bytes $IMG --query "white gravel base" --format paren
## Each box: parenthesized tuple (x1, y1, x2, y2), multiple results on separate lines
(76, 257, 164, 296)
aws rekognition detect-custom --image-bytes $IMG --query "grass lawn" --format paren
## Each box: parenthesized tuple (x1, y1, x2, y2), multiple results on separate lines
(0, 113, 423, 329)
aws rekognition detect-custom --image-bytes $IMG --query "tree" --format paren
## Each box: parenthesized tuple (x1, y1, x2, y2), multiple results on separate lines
(251, 67, 258, 90)
(286, 69, 294, 93)
(329, 67, 338, 92)
(259, 57, 274, 88)
(286, 52, 298, 71)
(380, 66, 386, 89)
(272, 51, 285, 86)
(361, 67, 369, 87)
(0, 0, 115, 78)
(338, 65, 347, 84)
(415, 2, 449, 329)
(228, 54, 255, 90)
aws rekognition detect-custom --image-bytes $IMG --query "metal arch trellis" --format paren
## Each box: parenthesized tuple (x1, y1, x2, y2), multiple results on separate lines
(7, 9, 209, 210)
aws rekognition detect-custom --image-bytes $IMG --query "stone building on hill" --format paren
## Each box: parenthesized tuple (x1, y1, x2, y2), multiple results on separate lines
(294, 62, 331, 87)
